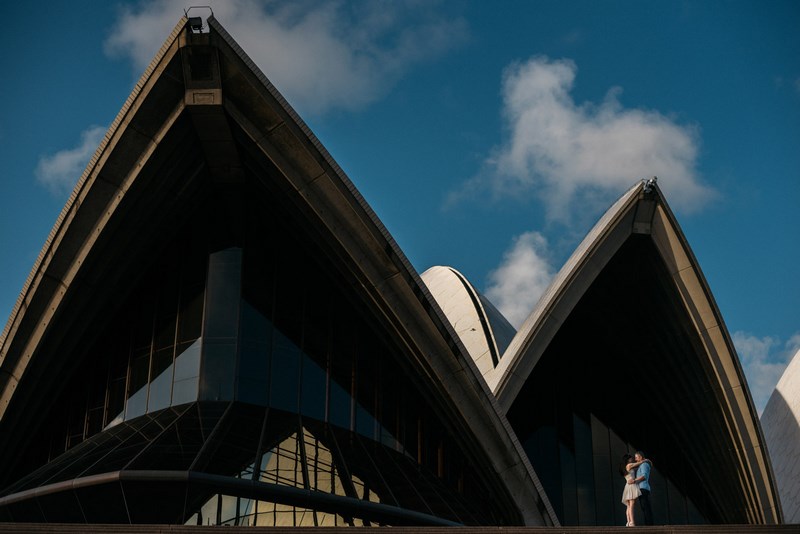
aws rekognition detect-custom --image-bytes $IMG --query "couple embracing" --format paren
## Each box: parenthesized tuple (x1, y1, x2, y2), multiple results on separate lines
(620, 451, 653, 527)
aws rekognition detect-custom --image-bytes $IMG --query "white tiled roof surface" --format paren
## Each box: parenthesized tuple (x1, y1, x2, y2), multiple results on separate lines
(761, 348, 800, 524)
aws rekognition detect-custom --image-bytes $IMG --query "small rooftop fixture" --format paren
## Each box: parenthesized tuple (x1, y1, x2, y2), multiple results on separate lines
(184, 6, 213, 32)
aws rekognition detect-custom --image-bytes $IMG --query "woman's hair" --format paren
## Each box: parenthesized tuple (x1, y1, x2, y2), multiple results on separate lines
(619, 453, 633, 476)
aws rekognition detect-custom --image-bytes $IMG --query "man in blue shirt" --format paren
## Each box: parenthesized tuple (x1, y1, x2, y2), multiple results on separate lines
(632, 451, 653, 525)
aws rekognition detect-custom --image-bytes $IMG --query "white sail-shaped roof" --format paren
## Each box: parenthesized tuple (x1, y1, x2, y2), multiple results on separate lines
(421, 266, 515, 380)
(488, 179, 781, 523)
(762, 348, 800, 523)
(0, 16, 556, 526)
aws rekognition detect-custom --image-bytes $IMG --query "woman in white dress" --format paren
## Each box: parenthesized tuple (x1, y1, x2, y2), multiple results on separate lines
(620, 453, 645, 526)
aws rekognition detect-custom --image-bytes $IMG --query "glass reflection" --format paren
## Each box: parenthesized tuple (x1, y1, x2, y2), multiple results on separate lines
(188, 423, 380, 526)
(147, 354, 174, 413)
(188, 494, 345, 527)
(257, 429, 306, 488)
(172, 339, 201, 406)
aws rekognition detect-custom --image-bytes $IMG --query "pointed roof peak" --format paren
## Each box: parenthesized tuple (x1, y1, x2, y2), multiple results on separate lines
(488, 177, 780, 523)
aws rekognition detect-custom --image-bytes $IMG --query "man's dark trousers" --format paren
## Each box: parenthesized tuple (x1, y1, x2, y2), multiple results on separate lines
(638, 489, 654, 525)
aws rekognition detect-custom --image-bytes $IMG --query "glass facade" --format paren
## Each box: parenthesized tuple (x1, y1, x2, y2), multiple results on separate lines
(1, 402, 482, 525)
(23, 238, 208, 461)
(0, 177, 501, 525)
(509, 377, 708, 526)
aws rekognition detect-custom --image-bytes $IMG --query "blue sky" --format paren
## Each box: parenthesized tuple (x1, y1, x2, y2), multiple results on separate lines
(1, 1, 798, 414)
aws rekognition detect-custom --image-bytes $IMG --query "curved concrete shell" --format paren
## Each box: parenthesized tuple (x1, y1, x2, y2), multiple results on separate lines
(421, 266, 515, 379)
(762, 348, 800, 523)
(491, 180, 781, 525)
(0, 17, 555, 527)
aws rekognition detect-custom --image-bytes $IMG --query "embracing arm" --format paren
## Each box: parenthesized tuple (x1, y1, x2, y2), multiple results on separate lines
(625, 461, 641, 484)
(632, 460, 652, 483)
(626, 460, 645, 471)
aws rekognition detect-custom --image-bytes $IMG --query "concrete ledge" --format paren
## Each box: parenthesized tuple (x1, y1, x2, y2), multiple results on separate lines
(0, 524, 796, 533)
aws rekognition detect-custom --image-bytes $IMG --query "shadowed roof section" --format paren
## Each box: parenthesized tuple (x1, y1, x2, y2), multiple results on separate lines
(0, 16, 556, 526)
(489, 179, 781, 524)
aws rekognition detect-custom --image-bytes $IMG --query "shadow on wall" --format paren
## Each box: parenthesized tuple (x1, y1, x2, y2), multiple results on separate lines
(761, 389, 800, 524)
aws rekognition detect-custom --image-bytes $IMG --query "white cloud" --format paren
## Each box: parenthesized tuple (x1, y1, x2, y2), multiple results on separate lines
(104, 0, 468, 116)
(485, 231, 555, 328)
(733, 331, 800, 415)
(35, 125, 106, 196)
(453, 56, 715, 222)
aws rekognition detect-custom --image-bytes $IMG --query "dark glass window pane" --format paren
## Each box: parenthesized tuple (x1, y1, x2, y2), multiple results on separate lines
(38, 488, 86, 523)
(199, 249, 241, 401)
(241, 229, 275, 319)
(560, 439, 578, 525)
(128, 406, 205, 471)
(300, 280, 328, 422)
(107, 377, 127, 428)
(355, 402, 377, 441)
(148, 351, 175, 413)
(86, 413, 178, 475)
(172, 340, 202, 406)
(153, 306, 177, 353)
(127, 350, 150, 420)
(301, 353, 326, 422)
(238, 300, 271, 406)
(401, 394, 420, 465)
(272, 258, 303, 346)
(29, 429, 128, 486)
(129, 349, 150, 392)
(328, 379, 351, 431)
(83, 357, 109, 440)
(355, 331, 378, 441)
(573, 412, 596, 524)
(378, 354, 400, 451)
(238, 346, 269, 406)
(86, 406, 105, 437)
(78, 481, 128, 523)
(174, 340, 202, 381)
(348, 433, 407, 510)
(197, 404, 264, 477)
(270, 330, 300, 413)
(7, 498, 46, 522)
(106, 335, 130, 428)
(329, 319, 354, 430)
(65, 420, 83, 451)
(172, 377, 200, 407)
(122, 480, 189, 523)
(204, 248, 242, 340)
(131, 294, 155, 351)
(302, 278, 328, 363)
(177, 286, 204, 344)
(200, 342, 236, 401)
(591, 414, 614, 525)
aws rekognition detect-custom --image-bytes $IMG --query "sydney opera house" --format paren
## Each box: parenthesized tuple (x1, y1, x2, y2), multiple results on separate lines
(0, 16, 787, 528)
